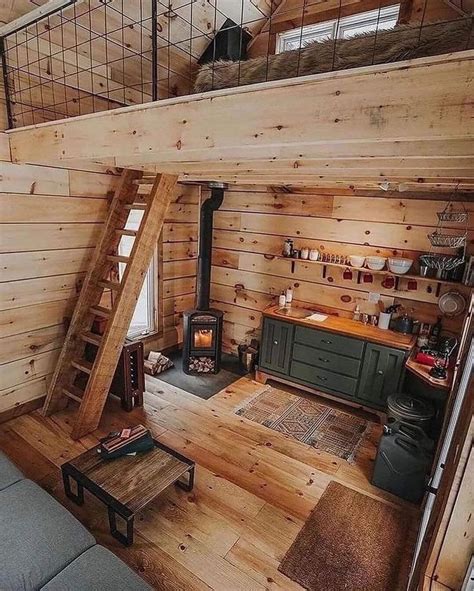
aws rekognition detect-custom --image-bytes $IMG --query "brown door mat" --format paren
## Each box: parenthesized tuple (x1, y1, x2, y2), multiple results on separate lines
(279, 481, 412, 591)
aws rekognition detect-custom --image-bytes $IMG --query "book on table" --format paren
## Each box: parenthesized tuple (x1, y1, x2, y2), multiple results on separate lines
(98, 425, 154, 459)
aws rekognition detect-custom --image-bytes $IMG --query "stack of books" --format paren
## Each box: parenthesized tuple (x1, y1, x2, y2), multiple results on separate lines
(97, 425, 154, 459)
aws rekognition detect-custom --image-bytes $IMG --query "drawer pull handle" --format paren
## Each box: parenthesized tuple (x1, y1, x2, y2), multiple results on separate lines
(318, 357, 330, 363)
(321, 339, 332, 345)
(273, 340, 278, 345)
(378, 370, 384, 375)
(317, 375, 328, 381)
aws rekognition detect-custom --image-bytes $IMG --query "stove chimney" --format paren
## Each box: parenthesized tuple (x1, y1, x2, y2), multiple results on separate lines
(196, 183, 226, 311)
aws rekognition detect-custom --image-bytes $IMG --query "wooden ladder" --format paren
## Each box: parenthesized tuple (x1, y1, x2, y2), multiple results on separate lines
(42, 170, 178, 440)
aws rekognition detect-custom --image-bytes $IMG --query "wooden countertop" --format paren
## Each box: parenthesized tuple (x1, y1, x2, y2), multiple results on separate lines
(263, 304, 417, 351)
(405, 355, 453, 391)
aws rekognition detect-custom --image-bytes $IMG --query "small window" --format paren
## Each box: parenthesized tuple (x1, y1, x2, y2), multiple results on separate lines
(118, 210, 157, 339)
(277, 5, 400, 53)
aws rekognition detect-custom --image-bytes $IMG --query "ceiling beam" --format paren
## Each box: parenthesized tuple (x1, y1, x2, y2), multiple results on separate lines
(0, 0, 80, 37)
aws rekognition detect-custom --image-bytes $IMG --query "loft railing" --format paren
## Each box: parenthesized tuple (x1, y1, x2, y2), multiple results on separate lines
(0, 0, 472, 129)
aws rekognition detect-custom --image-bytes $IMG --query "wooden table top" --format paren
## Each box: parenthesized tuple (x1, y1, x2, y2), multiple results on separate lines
(263, 304, 416, 351)
(66, 441, 192, 513)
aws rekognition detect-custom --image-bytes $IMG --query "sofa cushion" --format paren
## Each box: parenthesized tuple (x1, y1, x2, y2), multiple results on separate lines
(0, 479, 95, 591)
(40, 545, 153, 591)
(0, 450, 24, 491)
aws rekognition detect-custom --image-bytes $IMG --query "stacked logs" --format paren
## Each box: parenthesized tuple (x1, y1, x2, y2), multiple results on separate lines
(189, 356, 215, 373)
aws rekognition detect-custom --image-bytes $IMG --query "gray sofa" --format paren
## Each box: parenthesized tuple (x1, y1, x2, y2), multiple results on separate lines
(0, 452, 153, 591)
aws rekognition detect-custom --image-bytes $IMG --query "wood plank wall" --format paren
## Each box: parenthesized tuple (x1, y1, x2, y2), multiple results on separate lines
(0, 143, 199, 417)
(207, 185, 474, 353)
(0, 142, 117, 417)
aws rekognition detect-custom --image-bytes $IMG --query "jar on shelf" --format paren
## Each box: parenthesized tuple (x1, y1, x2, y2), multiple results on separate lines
(282, 239, 294, 258)
(300, 247, 309, 260)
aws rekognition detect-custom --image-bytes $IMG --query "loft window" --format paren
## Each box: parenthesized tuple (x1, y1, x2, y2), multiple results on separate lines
(118, 209, 157, 338)
(277, 5, 400, 53)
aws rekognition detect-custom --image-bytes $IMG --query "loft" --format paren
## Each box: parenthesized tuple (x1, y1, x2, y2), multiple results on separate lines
(7, 51, 474, 191)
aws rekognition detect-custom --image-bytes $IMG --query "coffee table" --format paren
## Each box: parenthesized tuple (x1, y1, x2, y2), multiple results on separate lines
(61, 439, 195, 546)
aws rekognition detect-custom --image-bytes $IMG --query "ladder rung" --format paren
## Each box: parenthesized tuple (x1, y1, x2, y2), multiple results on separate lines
(107, 254, 129, 264)
(63, 386, 84, 403)
(90, 305, 111, 318)
(115, 229, 137, 237)
(124, 203, 147, 210)
(98, 280, 121, 291)
(132, 178, 155, 186)
(80, 331, 102, 346)
(71, 359, 93, 375)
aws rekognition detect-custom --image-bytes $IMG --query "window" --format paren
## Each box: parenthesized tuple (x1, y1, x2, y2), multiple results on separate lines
(118, 210, 157, 338)
(277, 5, 400, 53)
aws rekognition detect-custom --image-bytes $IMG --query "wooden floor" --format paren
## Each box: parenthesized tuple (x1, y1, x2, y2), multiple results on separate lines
(0, 375, 418, 590)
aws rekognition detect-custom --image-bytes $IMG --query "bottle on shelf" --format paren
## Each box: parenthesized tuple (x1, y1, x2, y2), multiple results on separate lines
(285, 286, 293, 305)
(353, 305, 361, 322)
(428, 316, 442, 348)
(278, 292, 287, 308)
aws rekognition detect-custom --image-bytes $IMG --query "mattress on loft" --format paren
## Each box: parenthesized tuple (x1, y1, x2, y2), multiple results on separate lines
(194, 19, 472, 93)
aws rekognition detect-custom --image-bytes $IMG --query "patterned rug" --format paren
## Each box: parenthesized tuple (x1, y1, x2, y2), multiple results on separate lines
(235, 386, 374, 462)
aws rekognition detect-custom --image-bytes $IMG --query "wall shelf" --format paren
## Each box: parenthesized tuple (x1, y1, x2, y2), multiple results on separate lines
(274, 254, 463, 296)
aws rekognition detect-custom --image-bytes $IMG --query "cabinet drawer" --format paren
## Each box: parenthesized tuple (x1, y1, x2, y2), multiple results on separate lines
(294, 326, 364, 359)
(292, 343, 361, 378)
(290, 360, 358, 397)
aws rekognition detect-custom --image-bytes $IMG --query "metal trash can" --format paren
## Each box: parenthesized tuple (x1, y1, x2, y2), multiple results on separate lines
(372, 421, 433, 503)
(387, 393, 435, 433)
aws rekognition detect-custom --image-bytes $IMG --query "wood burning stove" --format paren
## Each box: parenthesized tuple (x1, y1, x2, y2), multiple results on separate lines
(182, 184, 226, 375)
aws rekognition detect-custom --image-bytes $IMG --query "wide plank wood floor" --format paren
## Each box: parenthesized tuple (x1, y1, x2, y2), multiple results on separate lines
(0, 375, 418, 590)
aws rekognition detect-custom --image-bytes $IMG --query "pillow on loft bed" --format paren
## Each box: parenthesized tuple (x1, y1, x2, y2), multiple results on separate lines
(194, 19, 472, 93)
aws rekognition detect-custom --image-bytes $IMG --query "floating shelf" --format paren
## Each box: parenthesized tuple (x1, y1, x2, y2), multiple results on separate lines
(274, 255, 463, 296)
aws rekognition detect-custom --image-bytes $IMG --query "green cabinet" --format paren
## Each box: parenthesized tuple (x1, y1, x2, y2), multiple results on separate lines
(259, 319, 294, 375)
(357, 343, 406, 409)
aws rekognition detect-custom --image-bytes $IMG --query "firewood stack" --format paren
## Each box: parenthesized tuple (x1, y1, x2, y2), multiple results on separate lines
(144, 351, 174, 376)
(188, 357, 215, 373)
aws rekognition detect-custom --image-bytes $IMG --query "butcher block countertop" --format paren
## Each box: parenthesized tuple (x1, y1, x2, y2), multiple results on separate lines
(263, 304, 417, 351)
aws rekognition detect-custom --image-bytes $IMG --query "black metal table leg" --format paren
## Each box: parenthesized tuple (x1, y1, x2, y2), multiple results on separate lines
(176, 465, 195, 492)
(108, 506, 134, 546)
(62, 470, 84, 505)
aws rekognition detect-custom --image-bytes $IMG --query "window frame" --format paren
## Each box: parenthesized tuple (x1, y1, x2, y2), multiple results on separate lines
(116, 213, 162, 342)
(277, 4, 400, 53)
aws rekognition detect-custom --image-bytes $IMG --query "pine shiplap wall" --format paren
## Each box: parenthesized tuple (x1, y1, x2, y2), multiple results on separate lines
(0, 149, 199, 418)
(209, 186, 474, 353)
(0, 142, 117, 418)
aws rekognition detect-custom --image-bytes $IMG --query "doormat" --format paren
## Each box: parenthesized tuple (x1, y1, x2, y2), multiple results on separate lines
(279, 481, 411, 591)
(235, 386, 373, 462)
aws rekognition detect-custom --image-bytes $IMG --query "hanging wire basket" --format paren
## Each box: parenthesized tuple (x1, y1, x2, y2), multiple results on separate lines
(437, 210, 468, 223)
(428, 230, 467, 249)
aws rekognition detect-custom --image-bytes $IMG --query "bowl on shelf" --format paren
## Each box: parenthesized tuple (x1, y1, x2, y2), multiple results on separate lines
(349, 255, 366, 268)
(388, 257, 413, 275)
(366, 256, 386, 271)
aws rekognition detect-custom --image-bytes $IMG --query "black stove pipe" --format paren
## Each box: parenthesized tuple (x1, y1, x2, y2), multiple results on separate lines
(196, 185, 225, 311)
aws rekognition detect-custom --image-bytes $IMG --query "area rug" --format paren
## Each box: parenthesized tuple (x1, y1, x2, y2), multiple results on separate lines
(235, 386, 373, 462)
(279, 482, 411, 591)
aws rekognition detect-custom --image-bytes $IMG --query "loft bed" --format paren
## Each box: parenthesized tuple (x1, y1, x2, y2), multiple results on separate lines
(6, 50, 474, 193)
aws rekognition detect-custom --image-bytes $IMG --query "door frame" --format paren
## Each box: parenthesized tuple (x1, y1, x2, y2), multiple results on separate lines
(408, 296, 473, 590)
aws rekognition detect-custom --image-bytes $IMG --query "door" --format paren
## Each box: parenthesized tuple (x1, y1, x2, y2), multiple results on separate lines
(357, 343, 405, 408)
(259, 319, 294, 375)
